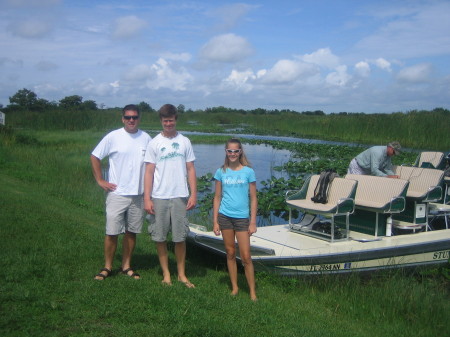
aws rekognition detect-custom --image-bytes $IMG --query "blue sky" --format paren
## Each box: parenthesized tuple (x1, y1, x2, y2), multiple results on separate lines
(1, 0, 449, 113)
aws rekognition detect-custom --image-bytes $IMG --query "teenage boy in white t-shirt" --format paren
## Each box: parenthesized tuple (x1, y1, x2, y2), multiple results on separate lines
(144, 104, 197, 288)
(91, 104, 151, 280)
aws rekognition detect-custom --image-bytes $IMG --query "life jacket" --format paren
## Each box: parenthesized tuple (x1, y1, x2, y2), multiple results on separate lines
(311, 169, 338, 204)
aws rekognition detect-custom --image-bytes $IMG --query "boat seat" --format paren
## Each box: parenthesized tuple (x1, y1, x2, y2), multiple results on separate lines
(286, 175, 357, 242)
(344, 174, 409, 236)
(390, 166, 445, 230)
(393, 166, 444, 202)
(286, 175, 357, 215)
(345, 174, 409, 213)
(414, 151, 445, 169)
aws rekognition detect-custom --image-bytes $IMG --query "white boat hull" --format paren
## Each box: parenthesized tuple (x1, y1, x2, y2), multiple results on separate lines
(187, 224, 450, 275)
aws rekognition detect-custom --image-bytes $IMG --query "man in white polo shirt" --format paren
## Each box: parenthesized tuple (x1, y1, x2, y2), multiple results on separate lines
(91, 104, 151, 280)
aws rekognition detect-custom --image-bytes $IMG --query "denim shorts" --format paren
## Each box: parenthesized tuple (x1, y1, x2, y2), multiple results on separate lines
(105, 193, 144, 235)
(218, 213, 249, 232)
(147, 198, 190, 242)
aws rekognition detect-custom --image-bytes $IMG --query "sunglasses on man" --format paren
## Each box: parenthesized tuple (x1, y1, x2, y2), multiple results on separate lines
(123, 115, 139, 120)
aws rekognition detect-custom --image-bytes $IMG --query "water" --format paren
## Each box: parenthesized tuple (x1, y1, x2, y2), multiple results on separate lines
(193, 143, 294, 187)
(183, 130, 357, 147)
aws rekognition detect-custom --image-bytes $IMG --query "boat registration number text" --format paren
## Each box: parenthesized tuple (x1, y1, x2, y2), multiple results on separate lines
(433, 250, 450, 260)
(309, 264, 342, 271)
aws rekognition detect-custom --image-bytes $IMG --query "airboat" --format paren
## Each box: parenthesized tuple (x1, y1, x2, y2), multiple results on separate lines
(187, 152, 450, 275)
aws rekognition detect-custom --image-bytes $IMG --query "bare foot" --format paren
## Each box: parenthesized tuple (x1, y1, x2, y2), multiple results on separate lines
(231, 289, 239, 296)
(178, 277, 195, 288)
(161, 274, 172, 286)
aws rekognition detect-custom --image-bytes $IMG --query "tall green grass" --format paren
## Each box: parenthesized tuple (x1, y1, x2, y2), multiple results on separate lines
(177, 108, 450, 150)
(241, 110, 450, 150)
(1, 130, 449, 336)
(4, 107, 449, 150)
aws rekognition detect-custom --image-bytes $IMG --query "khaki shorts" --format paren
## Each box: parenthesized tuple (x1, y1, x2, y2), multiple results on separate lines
(105, 193, 144, 235)
(147, 198, 190, 242)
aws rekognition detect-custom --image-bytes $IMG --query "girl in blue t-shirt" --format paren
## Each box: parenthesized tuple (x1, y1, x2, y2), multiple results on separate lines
(213, 138, 257, 301)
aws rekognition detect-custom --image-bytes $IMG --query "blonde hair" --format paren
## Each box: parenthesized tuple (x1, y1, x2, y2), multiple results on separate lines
(221, 138, 251, 171)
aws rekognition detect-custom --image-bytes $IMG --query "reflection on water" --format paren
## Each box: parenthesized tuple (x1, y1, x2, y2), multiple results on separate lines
(193, 143, 294, 187)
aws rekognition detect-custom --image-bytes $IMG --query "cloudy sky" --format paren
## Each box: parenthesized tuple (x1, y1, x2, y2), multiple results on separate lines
(1, 0, 450, 113)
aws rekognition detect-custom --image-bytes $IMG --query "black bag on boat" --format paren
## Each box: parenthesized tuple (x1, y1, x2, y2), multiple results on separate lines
(311, 169, 338, 204)
(312, 220, 343, 239)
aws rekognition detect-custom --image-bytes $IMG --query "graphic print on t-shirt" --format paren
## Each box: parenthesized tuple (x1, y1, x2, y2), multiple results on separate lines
(160, 142, 184, 161)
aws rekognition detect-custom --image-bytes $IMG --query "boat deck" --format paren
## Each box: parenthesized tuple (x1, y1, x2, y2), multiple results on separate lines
(189, 224, 450, 259)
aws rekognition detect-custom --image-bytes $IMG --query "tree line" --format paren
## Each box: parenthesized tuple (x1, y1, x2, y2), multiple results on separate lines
(2, 88, 449, 118)
(2, 88, 327, 116)
(1, 88, 155, 114)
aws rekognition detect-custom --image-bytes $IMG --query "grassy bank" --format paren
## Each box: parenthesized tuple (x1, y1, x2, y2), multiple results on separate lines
(1, 130, 449, 336)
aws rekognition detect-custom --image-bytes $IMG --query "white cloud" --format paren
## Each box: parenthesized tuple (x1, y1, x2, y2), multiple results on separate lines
(79, 79, 119, 96)
(7, 19, 52, 38)
(34, 83, 59, 97)
(223, 69, 256, 92)
(124, 64, 153, 82)
(200, 33, 253, 63)
(260, 59, 318, 84)
(354, 61, 370, 77)
(301, 48, 340, 69)
(374, 58, 391, 72)
(396, 63, 432, 83)
(147, 58, 193, 91)
(111, 15, 147, 39)
(326, 65, 351, 87)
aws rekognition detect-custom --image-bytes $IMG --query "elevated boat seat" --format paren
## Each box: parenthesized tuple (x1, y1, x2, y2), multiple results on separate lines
(286, 175, 357, 242)
(392, 166, 444, 229)
(414, 151, 445, 169)
(393, 166, 444, 202)
(344, 174, 409, 236)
